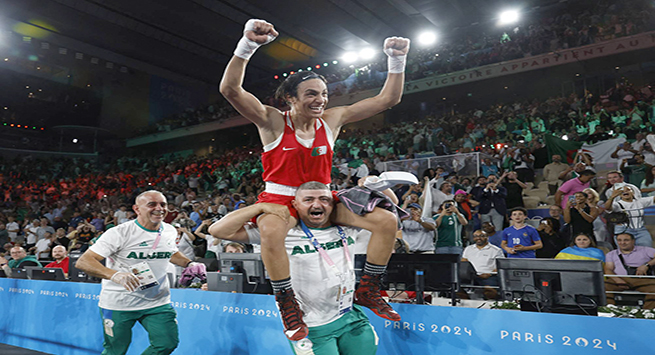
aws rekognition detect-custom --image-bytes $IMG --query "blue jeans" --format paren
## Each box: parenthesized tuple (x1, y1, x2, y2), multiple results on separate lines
(434, 246, 463, 256)
(614, 226, 653, 247)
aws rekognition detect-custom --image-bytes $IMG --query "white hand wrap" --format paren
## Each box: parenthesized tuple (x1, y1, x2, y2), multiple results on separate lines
(385, 47, 407, 74)
(234, 19, 277, 60)
(110, 271, 140, 292)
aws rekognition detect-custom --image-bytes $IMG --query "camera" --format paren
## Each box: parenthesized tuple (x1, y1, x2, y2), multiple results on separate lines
(176, 218, 196, 229)
(444, 203, 453, 209)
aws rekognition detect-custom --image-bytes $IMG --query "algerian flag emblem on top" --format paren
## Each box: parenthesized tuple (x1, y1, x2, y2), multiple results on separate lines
(311, 146, 328, 157)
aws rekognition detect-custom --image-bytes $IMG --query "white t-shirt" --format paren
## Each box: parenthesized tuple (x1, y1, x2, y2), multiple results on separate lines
(34, 238, 52, 259)
(611, 196, 654, 229)
(89, 220, 178, 311)
(401, 218, 436, 252)
(204, 234, 221, 255)
(25, 225, 39, 244)
(176, 232, 196, 261)
(247, 224, 359, 327)
(615, 149, 634, 168)
(6, 221, 19, 241)
(114, 210, 129, 224)
(462, 244, 505, 274)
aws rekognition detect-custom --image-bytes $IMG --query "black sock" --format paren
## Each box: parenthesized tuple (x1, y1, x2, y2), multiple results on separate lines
(271, 277, 293, 293)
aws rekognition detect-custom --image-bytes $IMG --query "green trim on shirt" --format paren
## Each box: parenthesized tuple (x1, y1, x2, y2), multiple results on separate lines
(135, 220, 159, 233)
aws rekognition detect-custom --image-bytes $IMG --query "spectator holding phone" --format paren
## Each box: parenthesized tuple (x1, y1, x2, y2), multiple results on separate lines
(536, 217, 567, 258)
(605, 185, 655, 247)
(555, 168, 596, 209)
(433, 200, 468, 255)
(563, 191, 599, 242)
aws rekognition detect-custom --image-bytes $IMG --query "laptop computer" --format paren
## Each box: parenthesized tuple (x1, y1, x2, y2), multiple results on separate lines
(206, 272, 243, 293)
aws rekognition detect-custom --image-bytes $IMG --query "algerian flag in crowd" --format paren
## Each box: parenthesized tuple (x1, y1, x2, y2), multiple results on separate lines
(545, 135, 627, 165)
(544, 135, 583, 164)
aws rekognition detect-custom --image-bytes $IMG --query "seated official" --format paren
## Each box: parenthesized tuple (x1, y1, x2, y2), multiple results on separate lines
(461, 230, 504, 300)
(0, 246, 42, 277)
(604, 233, 655, 309)
(45, 245, 70, 277)
(8, 246, 42, 268)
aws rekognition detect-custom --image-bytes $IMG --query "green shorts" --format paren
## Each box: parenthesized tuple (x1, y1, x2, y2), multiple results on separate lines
(100, 303, 179, 355)
(291, 305, 378, 355)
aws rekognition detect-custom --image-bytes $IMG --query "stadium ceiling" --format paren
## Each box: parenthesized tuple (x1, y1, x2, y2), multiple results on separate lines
(0, 0, 562, 84)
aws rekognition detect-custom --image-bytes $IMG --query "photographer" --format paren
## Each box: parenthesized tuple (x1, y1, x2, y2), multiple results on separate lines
(433, 200, 468, 255)
(509, 143, 535, 184)
(400, 203, 436, 254)
(620, 153, 651, 187)
(173, 222, 196, 261)
(611, 141, 638, 169)
(536, 218, 567, 258)
(499, 171, 527, 209)
(192, 219, 222, 258)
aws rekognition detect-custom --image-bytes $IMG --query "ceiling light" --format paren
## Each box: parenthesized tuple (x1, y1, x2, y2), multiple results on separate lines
(341, 52, 358, 63)
(359, 48, 375, 60)
(498, 10, 520, 25)
(418, 32, 437, 46)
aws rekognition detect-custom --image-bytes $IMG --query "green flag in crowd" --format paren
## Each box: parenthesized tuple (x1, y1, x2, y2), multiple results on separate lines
(544, 134, 583, 164)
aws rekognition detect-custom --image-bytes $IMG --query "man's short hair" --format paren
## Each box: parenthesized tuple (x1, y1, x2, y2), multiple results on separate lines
(135, 190, 165, 204)
(616, 232, 635, 240)
(510, 207, 528, 216)
(607, 170, 623, 178)
(472, 229, 486, 237)
(579, 168, 596, 176)
(296, 181, 330, 194)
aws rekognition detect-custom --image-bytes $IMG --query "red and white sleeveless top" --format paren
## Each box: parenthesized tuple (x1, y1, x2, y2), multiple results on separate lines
(261, 112, 333, 187)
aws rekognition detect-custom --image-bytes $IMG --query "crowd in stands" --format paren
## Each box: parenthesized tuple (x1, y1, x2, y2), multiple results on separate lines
(1, 0, 654, 309)
(2, 76, 655, 253)
(136, 0, 655, 137)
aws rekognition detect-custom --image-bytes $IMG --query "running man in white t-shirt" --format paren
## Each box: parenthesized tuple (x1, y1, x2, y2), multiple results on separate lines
(210, 182, 377, 354)
(76, 191, 207, 355)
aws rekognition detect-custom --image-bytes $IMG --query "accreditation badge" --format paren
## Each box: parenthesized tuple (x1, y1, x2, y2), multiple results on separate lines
(337, 270, 356, 315)
(130, 261, 160, 291)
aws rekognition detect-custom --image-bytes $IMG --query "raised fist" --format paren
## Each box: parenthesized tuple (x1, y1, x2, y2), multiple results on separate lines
(244, 19, 279, 45)
(384, 37, 410, 57)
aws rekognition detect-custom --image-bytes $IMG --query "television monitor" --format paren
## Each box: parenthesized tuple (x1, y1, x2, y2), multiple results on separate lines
(29, 267, 66, 281)
(206, 272, 244, 293)
(218, 253, 271, 294)
(68, 251, 102, 283)
(10, 268, 30, 279)
(496, 258, 606, 315)
(371, 254, 459, 305)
